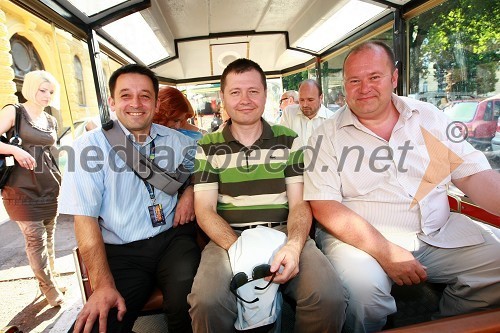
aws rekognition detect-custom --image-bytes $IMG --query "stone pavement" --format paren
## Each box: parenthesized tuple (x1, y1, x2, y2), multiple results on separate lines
(0, 203, 168, 333)
(0, 203, 81, 333)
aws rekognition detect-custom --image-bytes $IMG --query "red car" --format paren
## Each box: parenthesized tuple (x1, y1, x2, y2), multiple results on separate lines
(444, 95, 500, 150)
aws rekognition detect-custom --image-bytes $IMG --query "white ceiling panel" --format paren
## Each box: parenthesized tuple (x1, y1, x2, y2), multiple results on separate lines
(83, 0, 415, 81)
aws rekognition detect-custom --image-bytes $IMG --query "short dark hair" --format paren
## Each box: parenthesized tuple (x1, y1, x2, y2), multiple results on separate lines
(299, 79, 323, 96)
(220, 58, 267, 92)
(109, 64, 159, 98)
(343, 41, 397, 75)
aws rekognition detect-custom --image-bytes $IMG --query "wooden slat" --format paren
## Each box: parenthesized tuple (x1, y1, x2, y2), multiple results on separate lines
(448, 194, 500, 228)
(383, 309, 500, 332)
(461, 201, 500, 228)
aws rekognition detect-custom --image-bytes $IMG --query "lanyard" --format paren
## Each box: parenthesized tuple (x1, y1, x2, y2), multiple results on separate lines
(143, 139, 156, 204)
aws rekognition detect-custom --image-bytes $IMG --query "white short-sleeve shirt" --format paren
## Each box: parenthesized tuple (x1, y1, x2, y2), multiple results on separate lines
(304, 94, 491, 250)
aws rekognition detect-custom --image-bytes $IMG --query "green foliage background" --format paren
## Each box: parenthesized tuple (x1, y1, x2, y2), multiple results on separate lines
(409, 0, 499, 95)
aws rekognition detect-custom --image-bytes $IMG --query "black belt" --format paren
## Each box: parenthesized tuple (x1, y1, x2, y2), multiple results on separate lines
(231, 222, 286, 231)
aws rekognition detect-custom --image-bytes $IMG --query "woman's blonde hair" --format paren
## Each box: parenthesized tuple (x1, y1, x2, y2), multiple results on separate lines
(21, 70, 60, 106)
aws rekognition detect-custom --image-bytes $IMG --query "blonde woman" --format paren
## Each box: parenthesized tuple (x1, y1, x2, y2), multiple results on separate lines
(0, 70, 64, 307)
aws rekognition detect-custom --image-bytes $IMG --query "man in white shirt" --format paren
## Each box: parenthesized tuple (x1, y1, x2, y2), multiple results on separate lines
(273, 90, 298, 124)
(280, 79, 335, 146)
(280, 90, 298, 110)
(304, 41, 500, 333)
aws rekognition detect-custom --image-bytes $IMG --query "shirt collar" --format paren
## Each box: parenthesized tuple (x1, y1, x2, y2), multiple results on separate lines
(391, 93, 418, 120)
(222, 118, 273, 144)
(338, 93, 418, 129)
(116, 120, 169, 146)
(298, 104, 330, 120)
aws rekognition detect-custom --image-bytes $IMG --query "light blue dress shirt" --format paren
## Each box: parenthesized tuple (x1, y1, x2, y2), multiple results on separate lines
(58, 121, 196, 244)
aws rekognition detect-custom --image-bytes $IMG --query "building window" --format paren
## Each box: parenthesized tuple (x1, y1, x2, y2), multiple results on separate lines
(10, 34, 44, 102)
(74, 56, 86, 106)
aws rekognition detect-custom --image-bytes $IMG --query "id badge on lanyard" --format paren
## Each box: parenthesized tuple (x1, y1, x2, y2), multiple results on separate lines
(144, 139, 166, 227)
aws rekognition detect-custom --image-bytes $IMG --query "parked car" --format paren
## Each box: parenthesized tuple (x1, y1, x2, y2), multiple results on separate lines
(491, 118, 500, 154)
(409, 92, 475, 109)
(444, 95, 500, 150)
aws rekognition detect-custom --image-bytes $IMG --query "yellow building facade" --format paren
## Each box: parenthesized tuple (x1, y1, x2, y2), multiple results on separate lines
(0, 0, 122, 129)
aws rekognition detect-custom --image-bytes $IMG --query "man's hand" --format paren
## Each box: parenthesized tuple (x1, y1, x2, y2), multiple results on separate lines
(73, 286, 126, 333)
(268, 243, 302, 284)
(378, 243, 427, 286)
(174, 185, 195, 227)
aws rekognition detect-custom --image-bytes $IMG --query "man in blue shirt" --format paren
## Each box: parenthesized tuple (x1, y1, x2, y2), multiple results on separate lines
(59, 64, 200, 333)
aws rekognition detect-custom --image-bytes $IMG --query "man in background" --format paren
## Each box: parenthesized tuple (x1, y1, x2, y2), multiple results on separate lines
(274, 90, 298, 123)
(280, 79, 335, 146)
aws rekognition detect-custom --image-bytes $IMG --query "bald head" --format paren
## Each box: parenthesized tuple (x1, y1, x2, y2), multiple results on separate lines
(343, 41, 396, 77)
(298, 79, 323, 119)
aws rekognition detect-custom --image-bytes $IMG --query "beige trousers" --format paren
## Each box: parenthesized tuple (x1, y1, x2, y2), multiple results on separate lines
(15, 218, 57, 282)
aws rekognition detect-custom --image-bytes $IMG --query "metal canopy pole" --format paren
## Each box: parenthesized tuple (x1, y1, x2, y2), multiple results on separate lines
(393, 8, 407, 96)
(87, 29, 112, 130)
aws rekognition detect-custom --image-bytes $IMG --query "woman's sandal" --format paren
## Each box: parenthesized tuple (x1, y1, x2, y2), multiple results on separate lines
(41, 286, 64, 307)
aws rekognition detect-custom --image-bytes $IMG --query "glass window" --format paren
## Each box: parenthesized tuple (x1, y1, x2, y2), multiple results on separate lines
(9, 34, 44, 101)
(282, 70, 309, 92)
(408, 0, 499, 169)
(73, 56, 86, 106)
(296, 0, 387, 53)
(320, 29, 393, 112)
(66, 0, 128, 16)
(264, 78, 284, 123)
(180, 83, 221, 133)
(102, 12, 169, 65)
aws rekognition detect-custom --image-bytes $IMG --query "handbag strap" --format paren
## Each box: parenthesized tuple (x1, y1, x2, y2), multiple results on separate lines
(10, 104, 22, 146)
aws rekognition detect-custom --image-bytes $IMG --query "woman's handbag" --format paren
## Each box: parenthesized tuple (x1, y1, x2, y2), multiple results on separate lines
(0, 105, 22, 189)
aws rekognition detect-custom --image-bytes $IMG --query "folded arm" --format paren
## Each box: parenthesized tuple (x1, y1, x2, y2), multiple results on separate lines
(310, 200, 427, 286)
(194, 188, 238, 250)
(270, 182, 311, 284)
(453, 169, 500, 216)
(0, 105, 36, 169)
(174, 181, 195, 227)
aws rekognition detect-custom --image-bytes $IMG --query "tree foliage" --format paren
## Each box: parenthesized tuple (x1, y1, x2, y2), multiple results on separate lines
(408, 0, 499, 96)
(282, 71, 308, 91)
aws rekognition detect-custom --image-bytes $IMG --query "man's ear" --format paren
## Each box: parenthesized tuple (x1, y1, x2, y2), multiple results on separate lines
(154, 99, 160, 114)
(392, 68, 399, 89)
(108, 96, 115, 110)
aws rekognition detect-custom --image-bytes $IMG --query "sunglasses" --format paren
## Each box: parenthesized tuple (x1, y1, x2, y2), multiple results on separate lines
(280, 97, 288, 104)
(229, 264, 276, 304)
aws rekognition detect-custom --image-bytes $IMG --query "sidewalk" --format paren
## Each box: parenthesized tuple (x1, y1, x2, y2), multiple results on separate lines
(0, 202, 81, 333)
(0, 204, 167, 333)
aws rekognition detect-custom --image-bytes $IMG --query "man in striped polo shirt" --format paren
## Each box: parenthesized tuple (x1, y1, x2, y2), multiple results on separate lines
(187, 58, 346, 332)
